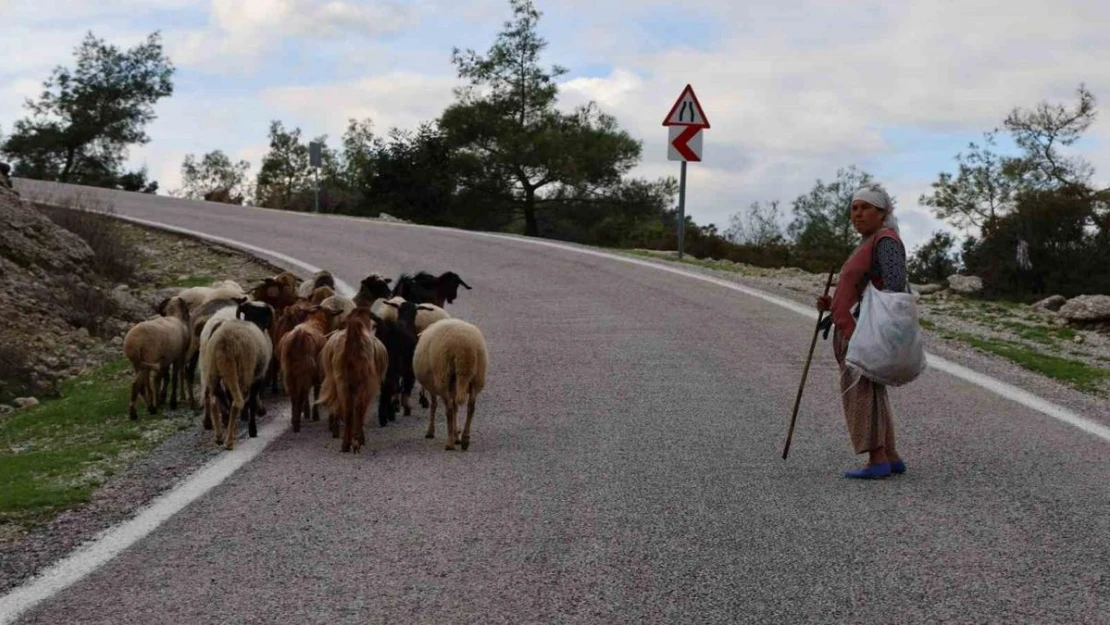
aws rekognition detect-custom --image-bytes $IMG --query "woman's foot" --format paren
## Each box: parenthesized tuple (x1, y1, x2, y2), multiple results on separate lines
(844, 463, 891, 479)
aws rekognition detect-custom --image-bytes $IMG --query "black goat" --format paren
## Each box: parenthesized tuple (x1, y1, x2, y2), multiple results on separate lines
(370, 300, 418, 427)
(392, 271, 472, 308)
(353, 273, 394, 309)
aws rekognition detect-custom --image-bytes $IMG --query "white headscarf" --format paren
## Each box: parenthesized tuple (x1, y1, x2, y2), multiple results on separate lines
(851, 184, 899, 234)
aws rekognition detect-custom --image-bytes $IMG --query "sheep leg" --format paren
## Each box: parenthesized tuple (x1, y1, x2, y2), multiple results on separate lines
(292, 390, 305, 433)
(418, 388, 429, 409)
(328, 406, 340, 438)
(168, 360, 180, 411)
(341, 410, 353, 453)
(202, 387, 213, 430)
(354, 405, 366, 453)
(186, 352, 199, 409)
(311, 381, 321, 422)
(149, 369, 164, 415)
(461, 392, 476, 451)
(156, 366, 169, 408)
(247, 381, 261, 438)
(424, 395, 437, 439)
(208, 390, 224, 445)
(444, 399, 458, 451)
(377, 382, 393, 427)
(267, 357, 280, 394)
(226, 388, 245, 451)
(129, 369, 142, 420)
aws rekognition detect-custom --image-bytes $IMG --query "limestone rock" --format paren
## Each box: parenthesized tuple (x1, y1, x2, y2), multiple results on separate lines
(1059, 295, 1110, 322)
(947, 275, 983, 295)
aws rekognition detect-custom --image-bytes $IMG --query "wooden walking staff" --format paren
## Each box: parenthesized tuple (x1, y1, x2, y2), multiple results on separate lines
(782, 266, 837, 460)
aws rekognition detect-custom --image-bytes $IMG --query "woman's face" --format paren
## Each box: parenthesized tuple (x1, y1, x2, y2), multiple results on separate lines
(850, 200, 885, 236)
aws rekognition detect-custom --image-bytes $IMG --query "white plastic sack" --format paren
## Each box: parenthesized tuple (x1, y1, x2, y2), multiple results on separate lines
(844, 283, 927, 387)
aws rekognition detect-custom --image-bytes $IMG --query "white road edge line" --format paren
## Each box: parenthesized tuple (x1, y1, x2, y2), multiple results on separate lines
(0, 214, 355, 625)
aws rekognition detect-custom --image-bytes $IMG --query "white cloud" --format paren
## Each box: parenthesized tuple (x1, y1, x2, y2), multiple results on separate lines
(262, 72, 463, 139)
(169, 0, 417, 71)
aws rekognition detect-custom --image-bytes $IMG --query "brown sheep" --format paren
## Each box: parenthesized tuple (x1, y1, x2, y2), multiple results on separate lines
(248, 271, 299, 317)
(309, 285, 335, 305)
(316, 307, 388, 453)
(414, 318, 488, 451)
(123, 296, 191, 420)
(277, 305, 335, 433)
(265, 298, 315, 393)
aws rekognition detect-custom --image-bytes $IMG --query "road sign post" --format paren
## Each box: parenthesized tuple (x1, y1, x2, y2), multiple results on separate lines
(663, 85, 709, 260)
(309, 141, 322, 214)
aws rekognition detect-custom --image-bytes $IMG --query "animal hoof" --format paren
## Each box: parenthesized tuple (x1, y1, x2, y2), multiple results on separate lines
(403, 407, 411, 417)
(292, 423, 301, 433)
(445, 444, 455, 451)
(461, 438, 470, 451)
(249, 425, 258, 438)
(419, 398, 429, 409)
(425, 433, 434, 439)
(129, 408, 138, 421)
(258, 405, 267, 416)
(341, 443, 351, 453)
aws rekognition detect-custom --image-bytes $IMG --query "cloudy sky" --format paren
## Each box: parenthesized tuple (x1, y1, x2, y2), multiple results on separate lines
(3, 0, 1109, 251)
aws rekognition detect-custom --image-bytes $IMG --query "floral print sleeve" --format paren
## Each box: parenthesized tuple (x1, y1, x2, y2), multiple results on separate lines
(872, 237, 906, 292)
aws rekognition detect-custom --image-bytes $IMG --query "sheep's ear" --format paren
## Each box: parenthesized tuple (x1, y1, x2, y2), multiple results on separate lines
(458, 276, 472, 289)
(155, 297, 171, 315)
(235, 295, 248, 304)
(416, 304, 436, 311)
(382, 300, 400, 309)
(368, 312, 384, 325)
(384, 277, 393, 284)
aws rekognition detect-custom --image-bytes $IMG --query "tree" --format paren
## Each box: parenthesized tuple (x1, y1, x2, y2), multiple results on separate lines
(726, 200, 786, 246)
(1, 32, 174, 188)
(1003, 84, 1098, 192)
(178, 150, 251, 204)
(923, 85, 1108, 234)
(117, 167, 159, 194)
(788, 166, 875, 263)
(440, 0, 643, 236)
(919, 131, 1017, 232)
(907, 231, 959, 284)
(255, 121, 310, 209)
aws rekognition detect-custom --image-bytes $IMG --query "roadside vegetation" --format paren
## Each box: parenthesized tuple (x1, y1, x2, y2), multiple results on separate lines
(0, 359, 192, 536)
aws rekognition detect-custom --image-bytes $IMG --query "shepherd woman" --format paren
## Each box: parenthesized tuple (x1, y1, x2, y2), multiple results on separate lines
(816, 183, 908, 479)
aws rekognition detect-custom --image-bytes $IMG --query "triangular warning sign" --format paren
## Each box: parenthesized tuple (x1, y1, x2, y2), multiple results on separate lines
(663, 84, 709, 128)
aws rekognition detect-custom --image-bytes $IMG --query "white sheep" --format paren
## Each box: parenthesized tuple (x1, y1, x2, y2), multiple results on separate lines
(320, 294, 356, 331)
(371, 297, 450, 334)
(174, 280, 245, 312)
(123, 296, 191, 420)
(197, 300, 274, 430)
(200, 302, 275, 450)
(297, 270, 336, 299)
(413, 318, 489, 451)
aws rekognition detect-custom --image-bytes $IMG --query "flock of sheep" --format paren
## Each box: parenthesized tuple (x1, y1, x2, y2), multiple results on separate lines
(121, 269, 489, 454)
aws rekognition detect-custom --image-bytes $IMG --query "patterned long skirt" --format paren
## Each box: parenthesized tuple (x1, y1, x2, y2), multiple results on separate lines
(833, 328, 897, 455)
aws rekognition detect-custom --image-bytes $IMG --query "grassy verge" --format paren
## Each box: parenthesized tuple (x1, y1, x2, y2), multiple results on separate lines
(0, 359, 193, 534)
(937, 330, 1110, 393)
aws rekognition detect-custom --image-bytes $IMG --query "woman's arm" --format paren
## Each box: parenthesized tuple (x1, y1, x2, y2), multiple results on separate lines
(874, 238, 906, 292)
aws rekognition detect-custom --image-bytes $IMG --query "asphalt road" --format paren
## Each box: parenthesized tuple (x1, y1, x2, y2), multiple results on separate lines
(9, 181, 1110, 624)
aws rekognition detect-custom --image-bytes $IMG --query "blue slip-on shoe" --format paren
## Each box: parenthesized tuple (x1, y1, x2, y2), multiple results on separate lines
(844, 462, 891, 479)
(890, 460, 906, 474)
